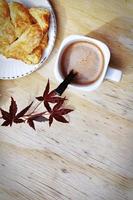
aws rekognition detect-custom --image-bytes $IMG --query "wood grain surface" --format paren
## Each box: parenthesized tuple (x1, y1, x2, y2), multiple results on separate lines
(0, 0, 133, 200)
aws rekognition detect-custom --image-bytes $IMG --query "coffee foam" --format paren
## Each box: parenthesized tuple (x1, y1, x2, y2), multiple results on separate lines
(61, 41, 104, 85)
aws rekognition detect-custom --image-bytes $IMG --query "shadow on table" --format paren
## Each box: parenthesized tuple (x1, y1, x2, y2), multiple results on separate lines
(0, 72, 44, 106)
(49, 0, 66, 43)
(0, 80, 16, 106)
(86, 16, 133, 71)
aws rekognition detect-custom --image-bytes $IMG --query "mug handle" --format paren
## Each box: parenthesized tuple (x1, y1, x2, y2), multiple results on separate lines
(105, 67, 122, 82)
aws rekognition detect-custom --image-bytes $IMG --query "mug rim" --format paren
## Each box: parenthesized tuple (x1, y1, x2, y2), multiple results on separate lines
(55, 34, 110, 91)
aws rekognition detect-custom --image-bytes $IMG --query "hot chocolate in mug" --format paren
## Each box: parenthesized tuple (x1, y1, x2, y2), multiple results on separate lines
(54, 35, 122, 91)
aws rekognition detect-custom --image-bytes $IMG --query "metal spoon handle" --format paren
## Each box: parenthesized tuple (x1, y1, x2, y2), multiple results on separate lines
(55, 70, 77, 96)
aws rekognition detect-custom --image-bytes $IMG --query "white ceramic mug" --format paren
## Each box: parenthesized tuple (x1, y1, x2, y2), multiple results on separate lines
(54, 35, 122, 91)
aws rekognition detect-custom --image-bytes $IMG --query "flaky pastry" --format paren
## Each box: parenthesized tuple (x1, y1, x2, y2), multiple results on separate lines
(0, 0, 50, 64)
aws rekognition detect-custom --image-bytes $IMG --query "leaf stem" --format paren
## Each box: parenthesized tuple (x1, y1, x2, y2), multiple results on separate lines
(23, 111, 48, 119)
(24, 101, 42, 117)
(31, 101, 42, 114)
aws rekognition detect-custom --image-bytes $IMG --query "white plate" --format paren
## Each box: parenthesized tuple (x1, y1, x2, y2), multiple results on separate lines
(0, 0, 57, 80)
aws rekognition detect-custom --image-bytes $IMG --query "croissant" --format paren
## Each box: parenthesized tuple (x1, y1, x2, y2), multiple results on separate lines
(0, 0, 50, 64)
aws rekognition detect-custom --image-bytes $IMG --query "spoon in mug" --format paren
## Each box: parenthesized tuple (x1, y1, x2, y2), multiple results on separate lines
(54, 70, 77, 96)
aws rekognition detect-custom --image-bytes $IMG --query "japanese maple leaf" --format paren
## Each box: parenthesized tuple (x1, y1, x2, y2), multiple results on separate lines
(48, 100, 73, 126)
(36, 80, 66, 111)
(0, 97, 33, 127)
(27, 115, 48, 130)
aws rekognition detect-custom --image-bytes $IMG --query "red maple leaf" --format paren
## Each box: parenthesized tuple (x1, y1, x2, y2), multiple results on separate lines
(27, 115, 48, 130)
(0, 97, 33, 127)
(0, 78, 74, 130)
(48, 101, 73, 126)
(36, 80, 66, 111)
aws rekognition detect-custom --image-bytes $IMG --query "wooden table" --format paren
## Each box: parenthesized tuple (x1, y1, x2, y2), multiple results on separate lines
(0, 0, 133, 199)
